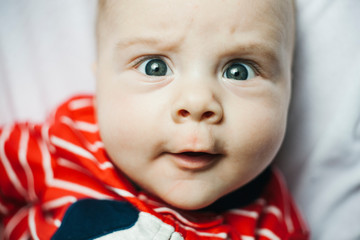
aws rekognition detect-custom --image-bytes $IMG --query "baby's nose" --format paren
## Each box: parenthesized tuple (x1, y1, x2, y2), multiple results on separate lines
(171, 88, 223, 124)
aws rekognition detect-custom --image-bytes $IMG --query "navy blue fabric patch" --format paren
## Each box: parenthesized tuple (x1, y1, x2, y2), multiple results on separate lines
(51, 199, 139, 240)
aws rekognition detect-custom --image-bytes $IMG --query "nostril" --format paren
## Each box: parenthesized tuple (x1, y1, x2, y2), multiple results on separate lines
(202, 111, 214, 119)
(178, 109, 190, 117)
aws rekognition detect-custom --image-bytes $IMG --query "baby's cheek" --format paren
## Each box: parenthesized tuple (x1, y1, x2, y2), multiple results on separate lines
(231, 108, 285, 162)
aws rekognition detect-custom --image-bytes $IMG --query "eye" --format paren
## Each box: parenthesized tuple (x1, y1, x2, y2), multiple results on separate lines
(223, 62, 256, 81)
(136, 58, 172, 76)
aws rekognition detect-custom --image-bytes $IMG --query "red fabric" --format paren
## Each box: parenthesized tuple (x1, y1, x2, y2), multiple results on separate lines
(0, 95, 309, 240)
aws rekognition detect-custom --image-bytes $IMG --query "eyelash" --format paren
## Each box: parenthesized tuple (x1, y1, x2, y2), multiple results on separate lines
(227, 59, 261, 75)
(132, 55, 168, 68)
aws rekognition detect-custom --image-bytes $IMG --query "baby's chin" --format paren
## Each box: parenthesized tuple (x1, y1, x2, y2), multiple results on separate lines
(163, 195, 217, 211)
(157, 184, 227, 211)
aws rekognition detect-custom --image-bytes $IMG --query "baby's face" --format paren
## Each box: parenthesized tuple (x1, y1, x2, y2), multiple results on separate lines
(96, 0, 294, 210)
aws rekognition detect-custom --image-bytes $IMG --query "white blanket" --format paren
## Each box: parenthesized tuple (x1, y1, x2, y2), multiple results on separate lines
(1, 1, 359, 239)
(0, 0, 97, 123)
(275, 0, 360, 239)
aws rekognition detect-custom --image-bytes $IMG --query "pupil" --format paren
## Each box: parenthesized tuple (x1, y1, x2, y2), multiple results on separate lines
(145, 59, 167, 76)
(226, 63, 248, 80)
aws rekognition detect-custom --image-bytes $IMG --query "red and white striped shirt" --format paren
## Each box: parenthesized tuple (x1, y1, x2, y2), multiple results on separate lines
(0, 95, 309, 240)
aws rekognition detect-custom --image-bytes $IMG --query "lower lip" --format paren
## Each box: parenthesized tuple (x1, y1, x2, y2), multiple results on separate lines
(168, 152, 220, 171)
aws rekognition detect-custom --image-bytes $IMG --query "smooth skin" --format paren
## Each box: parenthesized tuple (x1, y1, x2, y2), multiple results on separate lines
(96, 0, 295, 210)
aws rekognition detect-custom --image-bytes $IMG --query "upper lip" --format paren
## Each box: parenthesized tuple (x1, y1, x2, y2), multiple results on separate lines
(165, 150, 223, 171)
(172, 146, 222, 155)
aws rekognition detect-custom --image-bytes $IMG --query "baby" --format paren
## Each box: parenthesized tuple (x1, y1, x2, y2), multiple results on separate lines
(0, 0, 309, 239)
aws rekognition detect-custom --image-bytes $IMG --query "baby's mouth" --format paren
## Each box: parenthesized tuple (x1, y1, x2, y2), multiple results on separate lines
(168, 151, 222, 171)
(181, 152, 212, 157)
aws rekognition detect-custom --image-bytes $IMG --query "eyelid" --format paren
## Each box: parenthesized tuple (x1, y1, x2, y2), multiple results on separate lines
(131, 55, 173, 71)
(223, 59, 262, 76)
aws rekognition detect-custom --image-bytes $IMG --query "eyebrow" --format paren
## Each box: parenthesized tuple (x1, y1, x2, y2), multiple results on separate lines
(118, 36, 279, 57)
(224, 41, 283, 76)
(116, 36, 180, 52)
(226, 40, 280, 62)
(116, 36, 283, 75)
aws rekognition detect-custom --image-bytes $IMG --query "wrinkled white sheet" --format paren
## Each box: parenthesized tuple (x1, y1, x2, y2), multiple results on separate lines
(275, 0, 360, 239)
(0, 1, 359, 239)
(0, 0, 97, 124)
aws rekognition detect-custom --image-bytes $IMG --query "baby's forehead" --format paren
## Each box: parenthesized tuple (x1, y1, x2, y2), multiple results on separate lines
(97, 0, 294, 26)
(97, 0, 295, 52)
(98, 0, 295, 17)
(98, 0, 295, 19)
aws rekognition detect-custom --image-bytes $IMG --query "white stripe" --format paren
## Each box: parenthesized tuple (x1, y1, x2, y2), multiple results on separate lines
(87, 141, 105, 152)
(54, 219, 62, 227)
(255, 198, 266, 205)
(264, 206, 282, 220)
(57, 158, 89, 172)
(28, 208, 40, 240)
(38, 138, 54, 185)
(51, 136, 112, 170)
(108, 187, 135, 198)
(4, 207, 28, 239)
(174, 219, 227, 239)
(285, 212, 294, 233)
(154, 207, 223, 229)
(38, 139, 112, 199)
(50, 136, 96, 161)
(0, 125, 27, 198)
(228, 209, 259, 219)
(97, 161, 114, 170)
(59, 117, 104, 152)
(68, 98, 93, 110)
(139, 193, 225, 238)
(194, 231, 227, 238)
(75, 121, 98, 133)
(18, 231, 30, 240)
(155, 207, 201, 228)
(256, 229, 280, 240)
(18, 127, 37, 201)
(0, 202, 9, 215)
(138, 193, 165, 207)
(274, 169, 295, 232)
(241, 236, 255, 240)
(42, 196, 77, 210)
(51, 179, 112, 199)
(60, 116, 99, 133)
(41, 123, 55, 153)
